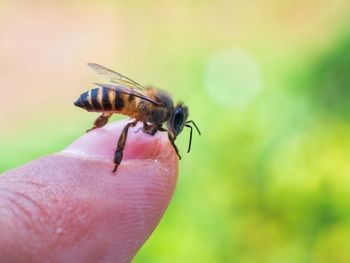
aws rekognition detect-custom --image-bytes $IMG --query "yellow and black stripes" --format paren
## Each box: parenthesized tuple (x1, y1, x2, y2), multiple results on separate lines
(74, 87, 137, 114)
(75, 91, 93, 111)
(114, 92, 124, 110)
(102, 87, 112, 110)
(90, 88, 101, 110)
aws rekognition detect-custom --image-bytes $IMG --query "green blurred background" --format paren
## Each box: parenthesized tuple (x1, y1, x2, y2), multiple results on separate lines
(1, 0, 350, 262)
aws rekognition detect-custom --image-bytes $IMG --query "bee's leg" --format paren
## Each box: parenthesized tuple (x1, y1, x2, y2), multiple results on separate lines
(133, 122, 148, 134)
(168, 132, 181, 160)
(113, 120, 138, 173)
(158, 126, 167, 132)
(143, 123, 159, 136)
(87, 113, 113, 133)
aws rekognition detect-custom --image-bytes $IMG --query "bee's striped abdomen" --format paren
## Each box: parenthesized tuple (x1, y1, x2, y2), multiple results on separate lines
(90, 88, 102, 110)
(114, 92, 124, 110)
(102, 87, 112, 110)
(74, 88, 101, 112)
(74, 91, 93, 111)
(74, 87, 138, 116)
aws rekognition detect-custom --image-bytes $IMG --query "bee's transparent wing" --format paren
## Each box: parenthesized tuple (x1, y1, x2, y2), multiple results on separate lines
(87, 63, 144, 90)
(94, 83, 161, 106)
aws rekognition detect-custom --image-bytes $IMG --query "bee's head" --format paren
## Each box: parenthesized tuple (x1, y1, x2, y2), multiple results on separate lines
(167, 103, 189, 137)
(167, 102, 201, 154)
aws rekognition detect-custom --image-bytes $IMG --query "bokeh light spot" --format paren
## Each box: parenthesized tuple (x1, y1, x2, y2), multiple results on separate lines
(204, 48, 263, 110)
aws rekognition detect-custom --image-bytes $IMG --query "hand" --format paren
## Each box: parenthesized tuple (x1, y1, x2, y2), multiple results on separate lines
(0, 120, 178, 263)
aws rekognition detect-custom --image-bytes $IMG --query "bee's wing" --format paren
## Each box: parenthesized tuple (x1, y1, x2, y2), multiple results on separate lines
(94, 83, 161, 106)
(88, 63, 144, 90)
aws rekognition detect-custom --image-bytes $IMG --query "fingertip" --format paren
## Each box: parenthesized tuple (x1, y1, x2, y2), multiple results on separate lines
(0, 120, 179, 262)
(62, 120, 174, 165)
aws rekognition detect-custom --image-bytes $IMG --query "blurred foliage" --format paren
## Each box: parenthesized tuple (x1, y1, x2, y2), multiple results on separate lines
(1, 1, 350, 262)
(305, 34, 350, 120)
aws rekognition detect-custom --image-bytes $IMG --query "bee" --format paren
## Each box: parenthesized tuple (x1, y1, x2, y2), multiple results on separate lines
(74, 63, 200, 173)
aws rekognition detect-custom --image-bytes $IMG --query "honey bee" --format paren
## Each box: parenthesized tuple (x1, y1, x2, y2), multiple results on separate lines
(74, 63, 200, 173)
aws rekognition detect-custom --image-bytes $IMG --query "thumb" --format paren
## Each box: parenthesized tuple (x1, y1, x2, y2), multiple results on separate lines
(0, 120, 178, 263)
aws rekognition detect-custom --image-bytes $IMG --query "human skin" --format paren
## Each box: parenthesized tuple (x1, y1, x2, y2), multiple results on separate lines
(0, 120, 178, 263)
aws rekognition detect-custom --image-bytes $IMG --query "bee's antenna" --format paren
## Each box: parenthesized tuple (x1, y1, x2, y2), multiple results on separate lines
(185, 124, 193, 153)
(186, 120, 201, 135)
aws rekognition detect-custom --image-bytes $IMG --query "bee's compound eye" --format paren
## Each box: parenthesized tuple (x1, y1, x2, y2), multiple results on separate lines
(173, 108, 184, 134)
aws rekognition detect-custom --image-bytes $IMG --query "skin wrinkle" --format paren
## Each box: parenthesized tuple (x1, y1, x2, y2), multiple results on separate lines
(0, 187, 48, 237)
(4, 180, 46, 188)
(0, 176, 97, 256)
(0, 197, 40, 262)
